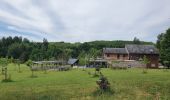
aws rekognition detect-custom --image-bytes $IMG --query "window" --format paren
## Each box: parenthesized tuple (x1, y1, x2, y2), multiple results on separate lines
(151, 64, 156, 67)
(107, 54, 110, 57)
(117, 54, 120, 59)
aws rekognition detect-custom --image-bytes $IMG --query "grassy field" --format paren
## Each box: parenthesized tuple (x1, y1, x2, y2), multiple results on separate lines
(0, 64, 170, 100)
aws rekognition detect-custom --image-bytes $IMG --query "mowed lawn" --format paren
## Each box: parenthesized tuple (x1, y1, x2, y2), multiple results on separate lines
(0, 64, 170, 100)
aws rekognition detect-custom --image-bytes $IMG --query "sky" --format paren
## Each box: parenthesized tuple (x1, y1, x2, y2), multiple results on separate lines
(0, 0, 170, 43)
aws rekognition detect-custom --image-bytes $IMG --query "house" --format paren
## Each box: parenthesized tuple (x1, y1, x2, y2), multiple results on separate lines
(103, 48, 128, 60)
(103, 44, 159, 68)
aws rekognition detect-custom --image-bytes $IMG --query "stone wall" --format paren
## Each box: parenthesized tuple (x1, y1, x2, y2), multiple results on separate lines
(110, 60, 146, 68)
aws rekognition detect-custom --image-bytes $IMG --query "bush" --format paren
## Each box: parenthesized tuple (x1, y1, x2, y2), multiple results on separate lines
(96, 74, 110, 90)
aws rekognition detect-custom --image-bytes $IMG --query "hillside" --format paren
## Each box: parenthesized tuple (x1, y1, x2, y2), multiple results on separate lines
(0, 36, 154, 62)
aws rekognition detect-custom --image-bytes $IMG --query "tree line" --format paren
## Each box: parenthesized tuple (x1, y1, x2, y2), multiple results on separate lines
(0, 36, 153, 64)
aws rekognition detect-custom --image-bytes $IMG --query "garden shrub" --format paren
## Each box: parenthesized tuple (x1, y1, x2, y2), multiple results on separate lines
(96, 73, 110, 90)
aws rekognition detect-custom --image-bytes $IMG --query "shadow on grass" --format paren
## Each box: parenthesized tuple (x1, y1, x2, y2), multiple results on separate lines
(30, 75, 38, 78)
(1, 79, 14, 83)
(18, 71, 22, 73)
(92, 73, 100, 78)
(163, 69, 169, 72)
(87, 72, 100, 78)
(92, 88, 115, 97)
(142, 69, 148, 74)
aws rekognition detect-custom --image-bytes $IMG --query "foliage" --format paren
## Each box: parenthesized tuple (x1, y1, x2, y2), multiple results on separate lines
(0, 66, 170, 99)
(0, 58, 11, 81)
(14, 59, 22, 73)
(89, 48, 100, 59)
(0, 58, 8, 76)
(26, 59, 33, 67)
(8, 57, 14, 63)
(95, 67, 101, 72)
(0, 36, 153, 63)
(1, 74, 13, 82)
(92, 66, 101, 77)
(0, 58, 8, 67)
(157, 28, 170, 68)
(133, 37, 141, 44)
(142, 55, 150, 67)
(26, 60, 37, 77)
(140, 55, 150, 74)
(78, 57, 86, 66)
(156, 33, 164, 50)
(96, 73, 110, 90)
(163, 61, 170, 68)
(41, 38, 49, 60)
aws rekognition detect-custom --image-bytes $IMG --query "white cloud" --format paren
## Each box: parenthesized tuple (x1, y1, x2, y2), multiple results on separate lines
(0, 0, 170, 42)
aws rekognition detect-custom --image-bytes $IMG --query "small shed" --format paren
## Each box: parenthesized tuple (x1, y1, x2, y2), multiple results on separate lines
(67, 58, 79, 66)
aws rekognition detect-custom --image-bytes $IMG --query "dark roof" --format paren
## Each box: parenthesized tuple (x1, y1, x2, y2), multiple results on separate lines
(125, 44, 159, 54)
(103, 48, 128, 54)
(68, 59, 78, 65)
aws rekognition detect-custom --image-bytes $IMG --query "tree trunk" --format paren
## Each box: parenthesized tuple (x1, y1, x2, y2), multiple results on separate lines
(4, 67, 7, 80)
(18, 64, 21, 73)
(32, 70, 34, 77)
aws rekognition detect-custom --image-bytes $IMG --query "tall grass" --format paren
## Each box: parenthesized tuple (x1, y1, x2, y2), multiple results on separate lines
(0, 64, 170, 100)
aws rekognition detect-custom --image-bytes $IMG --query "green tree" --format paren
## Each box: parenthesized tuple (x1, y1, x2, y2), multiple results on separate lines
(23, 38, 30, 44)
(78, 51, 86, 65)
(42, 38, 49, 60)
(0, 58, 9, 81)
(26, 60, 36, 77)
(133, 37, 141, 44)
(15, 59, 22, 73)
(13, 36, 22, 43)
(142, 55, 150, 68)
(7, 43, 31, 62)
(159, 28, 170, 68)
(141, 55, 150, 74)
(89, 48, 99, 60)
(156, 33, 164, 50)
(63, 49, 72, 61)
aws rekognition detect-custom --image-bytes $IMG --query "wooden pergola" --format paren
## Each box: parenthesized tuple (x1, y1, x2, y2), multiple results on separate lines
(32, 61, 66, 70)
(89, 58, 108, 68)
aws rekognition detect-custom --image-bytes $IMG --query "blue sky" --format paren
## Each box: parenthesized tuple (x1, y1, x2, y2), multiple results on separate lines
(0, 0, 170, 42)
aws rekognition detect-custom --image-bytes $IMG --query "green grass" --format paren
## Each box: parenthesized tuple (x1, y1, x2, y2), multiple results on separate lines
(0, 64, 170, 100)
